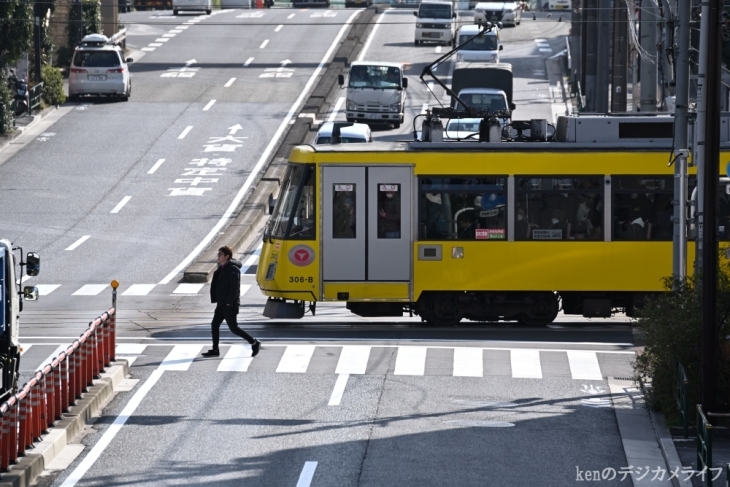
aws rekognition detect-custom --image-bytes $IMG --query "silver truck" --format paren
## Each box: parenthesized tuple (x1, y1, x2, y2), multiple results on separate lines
(338, 62, 408, 129)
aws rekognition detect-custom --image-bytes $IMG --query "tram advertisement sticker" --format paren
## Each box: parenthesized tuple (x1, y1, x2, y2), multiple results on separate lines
(379, 184, 398, 192)
(289, 245, 315, 266)
(476, 229, 505, 240)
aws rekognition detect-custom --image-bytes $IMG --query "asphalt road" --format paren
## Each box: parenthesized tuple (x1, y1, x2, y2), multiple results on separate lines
(0, 6, 640, 487)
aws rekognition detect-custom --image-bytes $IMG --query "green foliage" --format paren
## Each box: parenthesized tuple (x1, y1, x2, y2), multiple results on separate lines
(56, 46, 73, 68)
(0, 80, 13, 134)
(41, 65, 65, 106)
(634, 260, 730, 424)
(0, 0, 33, 68)
(67, 0, 103, 50)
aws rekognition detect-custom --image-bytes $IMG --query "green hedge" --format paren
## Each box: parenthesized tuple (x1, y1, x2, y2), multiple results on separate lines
(41, 65, 66, 106)
(0, 81, 12, 134)
(67, 0, 103, 51)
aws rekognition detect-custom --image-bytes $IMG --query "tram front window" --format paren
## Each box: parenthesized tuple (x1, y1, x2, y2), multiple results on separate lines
(419, 177, 507, 240)
(270, 165, 315, 240)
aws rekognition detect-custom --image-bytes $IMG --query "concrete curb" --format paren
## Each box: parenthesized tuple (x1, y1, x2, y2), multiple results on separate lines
(649, 410, 693, 487)
(182, 6, 378, 283)
(0, 360, 131, 487)
(0, 105, 59, 153)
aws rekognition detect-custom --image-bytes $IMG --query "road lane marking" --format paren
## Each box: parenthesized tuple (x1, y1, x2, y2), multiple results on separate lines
(173, 283, 204, 294)
(259, 39, 269, 49)
(276, 345, 315, 373)
(327, 96, 345, 122)
(328, 374, 349, 406)
(567, 351, 603, 380)
(239, 243, 262, 274)
(110, 196, 131, 214)
(149, 43, 163, 47)
(511, 349, 542, 378)
(154, 38, 169, 42)
(39, 345, 67, 370)
(435, 45, 442, 53)
(72, 284, 108, 296)
(218, 345, 253, 371)
(160, 10, 362, 285)
(36, 284, 60, 295)
(224, 77, 236, 87)
(275, 24, 283, 32)
(453, 348, 483, 377)
(178, 25, 189, 29)
(244, 57, 254, 66)
(203, 99, 216, 111)
(394, 347, 427, 375)
(170, 29, 183, 33)
(287, 13, 295, 19)
(20, 345, 31, 355)
(65, 235, 90, 251)
(141, 47, 155, 52)
(358, 9, 389, 61)
(122, 284, 156, 296)
(116, 344, 147, 355)
(161, 345, 202, 370)
(148, 158, 165, 174)
(335, 345, 370, 374)
(162, 33, 176, 37)
(296, 462, 318, 487)
(539, 48, 553, 53)
(177, 126, 193, 139)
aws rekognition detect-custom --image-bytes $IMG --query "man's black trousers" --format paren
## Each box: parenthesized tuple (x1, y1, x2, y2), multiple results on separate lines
(211, 305, 255, 349)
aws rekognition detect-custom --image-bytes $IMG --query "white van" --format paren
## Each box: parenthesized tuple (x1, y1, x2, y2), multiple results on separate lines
(455, 24, 502, 62)
(173, 0, 211, 15)
(315, 122, 372, 144)
(414, 0, 457, 46)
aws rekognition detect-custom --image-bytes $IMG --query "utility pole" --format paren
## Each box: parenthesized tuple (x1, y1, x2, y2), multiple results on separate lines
(640, 0, 660, 112)
(700, 0, 721, 413)
(611, 0, 628, 112)
(695, 0, 710, 273)
(595, 0, 610, 113)
(671, 0, 690, 280)
(583, 0, 598, 111)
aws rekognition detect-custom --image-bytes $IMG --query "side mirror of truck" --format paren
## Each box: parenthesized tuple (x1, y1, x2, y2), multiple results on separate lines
(509, 102, 516, 110)
(23, 286, 39, 301)
(452, 13, 456, 18)
(413, 11, 417, 16)
(402, 77, 408, 89)
(26, 252, 40, 276)
(499, 45, 503, 51)
(338, 74, 345, 87)
(126, 58, 134, 63)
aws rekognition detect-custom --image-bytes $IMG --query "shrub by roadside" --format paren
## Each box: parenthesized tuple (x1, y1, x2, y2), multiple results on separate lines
(41, 65, 66, 106)
(633, 259, 730, 425)
(0, 81, 12, 134)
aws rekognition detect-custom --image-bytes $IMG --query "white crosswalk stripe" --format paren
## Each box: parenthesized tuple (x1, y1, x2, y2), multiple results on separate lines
(218, 345, 253, 372)
(160, 345, 202, 371)
(335, 345, 371, 375)
(567, 351, 603, 380)
(116, 344, 147, 366)
(173, 283, 204, 294)
(36, 284, 61, 296)
(122, 284, 156, 296)
(394, 346, 428, 376)
(276, 345, 316, 373)
(453, 348, 483, 377)
(72, 284, 108, 296)
(511, 349, 543, 378)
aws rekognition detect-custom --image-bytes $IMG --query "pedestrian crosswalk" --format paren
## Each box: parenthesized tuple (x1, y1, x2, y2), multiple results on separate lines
(20, 343, 633, 380)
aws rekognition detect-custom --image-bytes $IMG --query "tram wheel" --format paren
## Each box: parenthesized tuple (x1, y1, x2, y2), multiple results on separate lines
(424, 314, 462, 327)
(516, 292, 559, 326)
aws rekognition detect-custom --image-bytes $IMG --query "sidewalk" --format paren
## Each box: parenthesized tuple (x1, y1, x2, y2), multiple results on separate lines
(674, 428, 730, 486)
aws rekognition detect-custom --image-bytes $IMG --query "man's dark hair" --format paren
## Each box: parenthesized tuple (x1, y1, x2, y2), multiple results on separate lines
(219, 246, 233, 258)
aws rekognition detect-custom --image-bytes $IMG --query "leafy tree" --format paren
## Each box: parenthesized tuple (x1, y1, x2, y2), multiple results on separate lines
(0, 0, 33, 68)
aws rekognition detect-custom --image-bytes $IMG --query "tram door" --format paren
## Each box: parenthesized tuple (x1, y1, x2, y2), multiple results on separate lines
(322, 166, 411, 282)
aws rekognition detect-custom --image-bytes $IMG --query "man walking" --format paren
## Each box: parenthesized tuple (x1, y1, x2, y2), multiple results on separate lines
(202, 246, 261, 358)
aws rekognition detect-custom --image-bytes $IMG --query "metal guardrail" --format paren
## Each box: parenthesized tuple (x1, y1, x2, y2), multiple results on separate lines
(677, 361, 689, 439)
(109, 27, 127, 50)
(576, 80, 586, 112)
(0, 294, 117, 471)
(29, 82, 43, 115)
(698, 404, 713, 487)
(565, 35, 571, 72)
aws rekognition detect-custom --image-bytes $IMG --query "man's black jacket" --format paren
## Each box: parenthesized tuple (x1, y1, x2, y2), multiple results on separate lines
(210, 259, 242, 307)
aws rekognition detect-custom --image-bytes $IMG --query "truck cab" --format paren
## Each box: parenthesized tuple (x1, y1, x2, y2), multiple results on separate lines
(0, 240, 40, 402)
(339, 62, 408, 129)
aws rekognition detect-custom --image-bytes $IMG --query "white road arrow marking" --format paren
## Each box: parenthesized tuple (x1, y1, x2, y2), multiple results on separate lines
(280, 59, 291, 67)
(185, 59, 196, 66)
(228, 124, 243, 135)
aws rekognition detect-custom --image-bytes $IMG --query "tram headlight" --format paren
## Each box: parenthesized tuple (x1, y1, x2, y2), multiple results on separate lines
(390, 103, 401, 113)
(346, 99, 357, 111)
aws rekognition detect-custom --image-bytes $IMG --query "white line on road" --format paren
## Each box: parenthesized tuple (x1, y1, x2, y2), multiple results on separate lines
(328, 374, 349, 406)
(240, 284, 251, 296)
(453, 348, 483, 377)
(394, 346, 427, 376)
(122, 284, 156, 296)
(59, 368, 166, 487)
(65, 235, 90, 251)
(160, 10, 362, 285)
(567, 351, 603, 380)
(141, 47, 155, 52)
(224, 77, 236, 87)
(148, 158, 165, 174)
(287, 13, 295, 19)
(161, 344, 203, 370)
(149, 43, 163, 47)
(275, 24, 283, 32)
(259, 39, 269, 49)
(335, 345, 370, 374)
(72, 284, 108, 296)
(116, 344, 147, 355)
(511, 349, 542, 378)
(203, 99, 216, 111)
(154, 38, 169, 42)
(173, 283, 204, 294)
(177, 126, 193, 139)
(358, 9, 389, 61)
(276, 345, 316, 373)
(36, 284, 60, 296)
(327, 97, 345, 122)
(218, 345, 253, 372)
(110, 196, 131, 214)
(435, 45, 442, 53)
(244, 57, 254, 66)
(296, 462, 318, 487)
(39, 345, 67, 371)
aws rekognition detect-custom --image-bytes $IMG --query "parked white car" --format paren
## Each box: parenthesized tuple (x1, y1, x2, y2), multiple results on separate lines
(455, 24, 502, 63)
(68, 34, 132, 101)
(474, 1, 523, 26)
(315, 122, 372, 144)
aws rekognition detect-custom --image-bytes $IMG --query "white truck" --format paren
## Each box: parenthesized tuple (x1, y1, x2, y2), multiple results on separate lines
(0, 239, 40, 402)
(338, 62, 408, 129)
(451, 62, 515, 121)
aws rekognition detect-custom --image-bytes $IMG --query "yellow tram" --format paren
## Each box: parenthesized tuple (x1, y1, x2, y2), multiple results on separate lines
(255, 115, 728, 326)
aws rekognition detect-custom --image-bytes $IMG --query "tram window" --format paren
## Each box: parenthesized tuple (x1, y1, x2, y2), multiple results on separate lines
(270, 165, 315, 240)
(613, 176, 673, 241)
(333, 184, 356, 239)
(419, 177, 507, 240)
(378, 184, 401, 239)
(515, 177, 603, 241)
